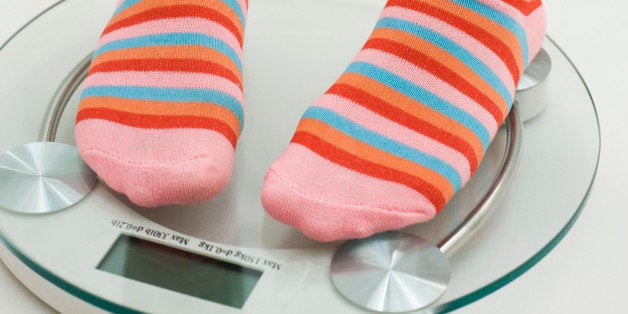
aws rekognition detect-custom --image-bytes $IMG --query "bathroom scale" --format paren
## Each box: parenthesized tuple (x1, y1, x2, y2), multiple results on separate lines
(0, 0, 600, 313)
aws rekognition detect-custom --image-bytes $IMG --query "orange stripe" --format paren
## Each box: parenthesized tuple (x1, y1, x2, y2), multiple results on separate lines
(78, 96, 241, 136)
(335, 72, 485, 162)
(297, 118, 454, 200)
(89, 45, 241, 82)
(370, 28, 508, 116)
(107, 0, 244, 37)
(414, 0, 523, 72)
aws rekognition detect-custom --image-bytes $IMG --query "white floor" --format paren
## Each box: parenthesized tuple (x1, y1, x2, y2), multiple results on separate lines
(1, 0, 626, 313)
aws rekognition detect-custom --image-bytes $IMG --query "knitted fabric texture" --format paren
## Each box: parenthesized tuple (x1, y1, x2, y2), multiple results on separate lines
(262, 0, 545, 241)
(76, 0, 248, 207)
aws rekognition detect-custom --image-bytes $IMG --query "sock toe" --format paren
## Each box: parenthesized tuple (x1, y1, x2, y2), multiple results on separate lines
(261, 145, 436, 242)
(76, 120, 234, 207)
(81, 149, 231, 207)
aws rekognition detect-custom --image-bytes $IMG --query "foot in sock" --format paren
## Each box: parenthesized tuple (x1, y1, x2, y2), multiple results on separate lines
(76, 0, 248, 207)
(261, 0, 546, 241)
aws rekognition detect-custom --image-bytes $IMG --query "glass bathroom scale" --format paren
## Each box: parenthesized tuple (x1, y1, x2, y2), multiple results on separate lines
(0, 0, 600, 313)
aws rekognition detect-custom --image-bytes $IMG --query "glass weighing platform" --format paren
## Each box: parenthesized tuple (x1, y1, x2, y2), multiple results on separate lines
(0, 0, 600, 313)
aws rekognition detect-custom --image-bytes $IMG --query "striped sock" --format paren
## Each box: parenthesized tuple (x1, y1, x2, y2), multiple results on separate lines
(76, 0, 247, 207)
(261, 0, 545, 241)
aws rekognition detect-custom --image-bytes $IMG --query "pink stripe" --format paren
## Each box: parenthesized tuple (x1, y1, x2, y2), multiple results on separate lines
(522, 7, 546, 60)
(475, 0, 546, 59)
(313, 94, 471, 182)
(97, 17, 242, 57)
(381, 6, 515, 91)
(477, 0, 528, 26)
(354, 49, 499, 135)
(83, 71, 244, 104)
(76, 121, 234, 206)
(235, 0, 248, 17)
(269, 144, 435, 214)
(76, 120, 234, 169)
(262, 144, 436, 241)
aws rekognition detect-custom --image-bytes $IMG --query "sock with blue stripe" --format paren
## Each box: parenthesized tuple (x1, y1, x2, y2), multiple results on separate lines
(76, 0, 248, 207)
(261, 0, 545, 241)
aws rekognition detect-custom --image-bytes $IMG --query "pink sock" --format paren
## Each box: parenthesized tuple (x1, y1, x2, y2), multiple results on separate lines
(261, 0, 545, 241)
(76, 0, 247, 207)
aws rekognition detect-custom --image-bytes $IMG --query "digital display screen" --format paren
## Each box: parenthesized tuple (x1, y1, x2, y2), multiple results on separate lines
(97, 235, 262, 309)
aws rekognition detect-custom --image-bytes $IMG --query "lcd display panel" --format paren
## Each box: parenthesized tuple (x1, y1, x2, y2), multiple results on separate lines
(98, 235, 262, 309)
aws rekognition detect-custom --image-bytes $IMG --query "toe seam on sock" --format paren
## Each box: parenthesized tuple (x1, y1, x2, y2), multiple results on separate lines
(267, 168, 429, 215)
(80, 148, 220, 168)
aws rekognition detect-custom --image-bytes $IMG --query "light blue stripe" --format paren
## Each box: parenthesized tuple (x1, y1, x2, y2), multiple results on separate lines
(112, 0, 141, 16)
(303, 106, 462, 190)
(80, 86, 244, 129)
(347, 62, 491, 150)
(221, 0, 246, 27)
(451, 0, 529, 66)
(376, 17, 512, 106)
(92, 33, 242, 72)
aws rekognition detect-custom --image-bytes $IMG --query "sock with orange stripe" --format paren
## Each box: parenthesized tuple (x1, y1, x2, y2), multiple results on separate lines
(76, 0, 247, 207)
(261, 0, 546, 241)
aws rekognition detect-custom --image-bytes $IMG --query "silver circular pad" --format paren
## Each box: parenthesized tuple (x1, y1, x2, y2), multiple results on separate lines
(331, 232, 451, 313)
(0, 142, 97, 214)
(517, 47, 552, 91)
